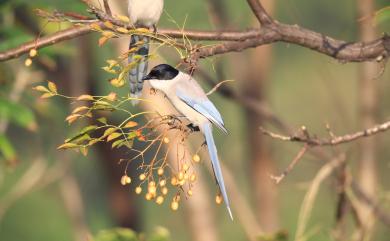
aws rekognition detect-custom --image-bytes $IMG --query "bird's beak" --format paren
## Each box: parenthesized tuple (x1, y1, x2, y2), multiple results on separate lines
(142, 74, 151, 81)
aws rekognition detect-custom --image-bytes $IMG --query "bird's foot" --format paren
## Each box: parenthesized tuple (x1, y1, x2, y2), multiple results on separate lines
(165, 115, 182, 126)
(187, 123, 200, 132)
(152, 24, 157, 34)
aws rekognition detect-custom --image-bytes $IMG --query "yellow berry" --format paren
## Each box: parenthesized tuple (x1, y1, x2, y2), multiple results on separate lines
(192, 154, 200, 163)
(135, 186, 142, 194)
(148, 181, 156, 187)
(187, 190, 193, 196)
(178, 179, 186, 186)
(171, 177, 178, 186)
(162, 187, 168, 195)
(163, 137, 170, 144)
(190, 174, 197, 182)
(156, 196, 164, 205)
(126, 176, 131, 184)
(148, 185, 157, 195)
(159, 179, 166, 187)
(184, 173, 189, 180)
(25, 58, 32, 67)
(29, 49, 37, 57)
(171, 201, 179, 211)
(183, 164, 189, 171)
(216, 194, 223, 205)
(157, 168, 164, 176)
(139, 173, 146, 181)
(145, 193, 153, 200)
(120, 175, 128, 185)
(178, 172, 184, 180)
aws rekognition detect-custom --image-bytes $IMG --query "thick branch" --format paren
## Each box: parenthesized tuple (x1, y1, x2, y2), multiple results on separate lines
(0, 6, 389, 63)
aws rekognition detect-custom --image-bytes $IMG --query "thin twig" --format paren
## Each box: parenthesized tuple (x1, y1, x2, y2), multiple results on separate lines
(102, 0, 112, 16)
(295, 155, 345, 241)
(260, 120, 390, 146)
(270, 144, 309, 184)
(206, 80, 235, 96)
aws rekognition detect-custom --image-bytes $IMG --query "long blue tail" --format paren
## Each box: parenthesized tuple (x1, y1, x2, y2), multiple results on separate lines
(202, 123, 233, 220)
(128, 35, 150, 105)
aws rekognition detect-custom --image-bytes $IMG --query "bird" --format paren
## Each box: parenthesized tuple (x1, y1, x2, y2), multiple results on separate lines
(128, 0, 164, 104)
(142, 64, 233, 220)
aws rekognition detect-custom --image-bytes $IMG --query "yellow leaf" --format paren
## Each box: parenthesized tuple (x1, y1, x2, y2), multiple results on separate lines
(90, 23, 102, 31)
(41, 93, 55, 99)
(102, 31, 115, 38)
(33, 85, 49, 92)
(106, 92, 117, 101)
(88, 139, 100, 146)
(106, 59, 118, 67)
(97, 117, 107, 124)
(102, 127, 117, 138)
(98, 37, 109, 47)
(136, 28, 150, 33)
(117, 15, 130, 23)
(104, 21, 114, 29)
(72, 106, 89, 114)
(102, 66, 117, 74)
(116, 27, 129, 34)
(57, 143, 79, 150)
(65, 114, 81, 124)
(124, 121, 138, 128)
(77, 95, 94, 101)
(47, 81, 58, 94)
(109, 78, 125, 88)
(107, 132, 122, 142)
(80, 146, 88, 156)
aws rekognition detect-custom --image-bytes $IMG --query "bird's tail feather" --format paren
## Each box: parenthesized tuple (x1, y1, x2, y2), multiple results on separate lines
(202, 123, 233, 220)
(128, 34, 150, 105)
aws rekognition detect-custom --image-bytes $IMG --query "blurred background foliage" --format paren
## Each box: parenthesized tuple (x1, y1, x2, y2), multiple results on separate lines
(0, 0, 389, 241)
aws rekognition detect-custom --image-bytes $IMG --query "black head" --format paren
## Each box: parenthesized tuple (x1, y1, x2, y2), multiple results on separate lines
(142, 64, 179, 81)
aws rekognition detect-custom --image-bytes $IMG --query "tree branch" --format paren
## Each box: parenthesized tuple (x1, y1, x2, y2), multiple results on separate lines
(246, 0, 273, 25)
(0, 3, 389, 63)
(260, 120, 390, 146)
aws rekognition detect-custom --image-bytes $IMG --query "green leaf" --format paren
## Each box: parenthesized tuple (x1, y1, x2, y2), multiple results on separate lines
(111, 139, 125, 149)
(0, 134, 16, 162)
(107, 132, 121, 142)
(65, 125, 97, 143)
(0, 97, 36, 130)
(97, 117, 108, 124)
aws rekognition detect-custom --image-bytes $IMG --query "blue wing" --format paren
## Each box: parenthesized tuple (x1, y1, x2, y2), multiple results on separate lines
(176, 90, 227, 133)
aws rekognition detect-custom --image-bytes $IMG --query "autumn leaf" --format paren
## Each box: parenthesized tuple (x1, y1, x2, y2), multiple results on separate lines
(33, 85, 50, 92)
(47, 81, 58, 94)
(72, 106, 89, 114)
(124, 121, 138, 128)
(107, 132, 122, 142)
(57, 142, 79, 150)
(98, 37, 109, 47)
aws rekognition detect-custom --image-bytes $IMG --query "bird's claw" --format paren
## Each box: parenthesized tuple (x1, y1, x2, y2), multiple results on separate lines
(187, 123, 200, 132)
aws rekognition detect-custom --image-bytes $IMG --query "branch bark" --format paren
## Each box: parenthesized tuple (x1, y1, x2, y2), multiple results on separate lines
(260, 120, 390, 146)
(0, 5, 389, 63)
